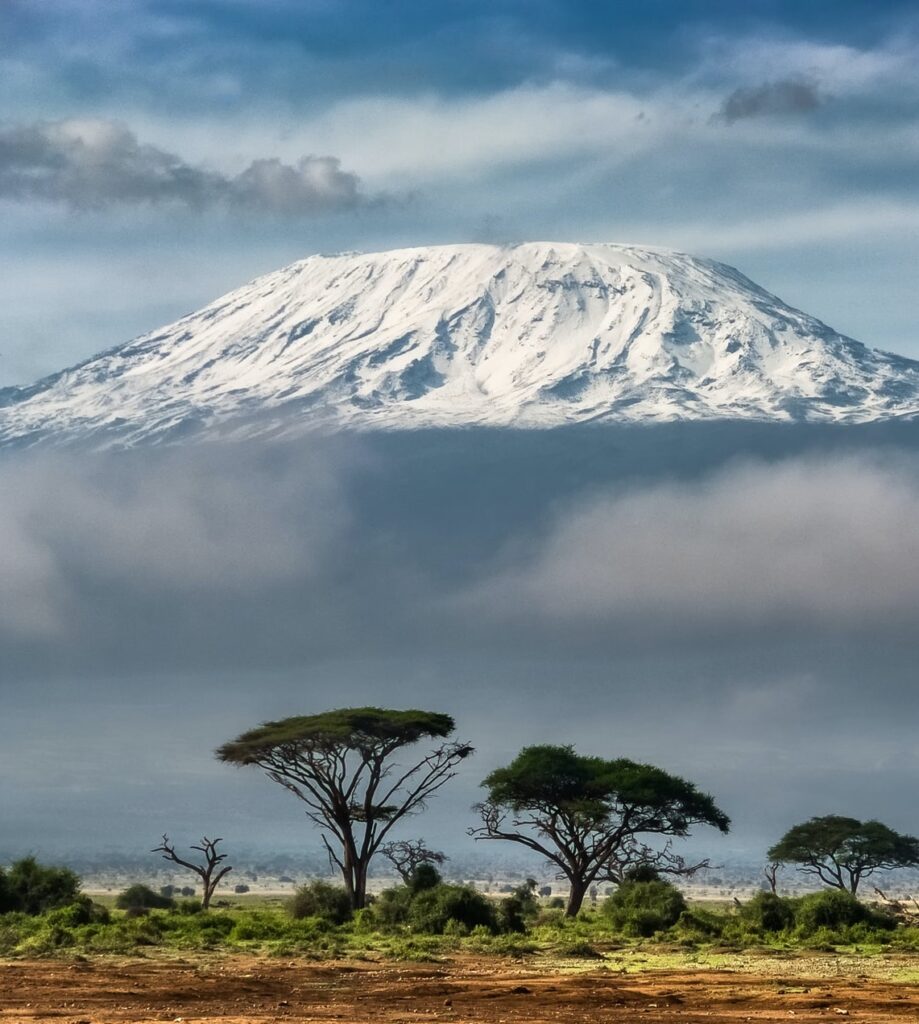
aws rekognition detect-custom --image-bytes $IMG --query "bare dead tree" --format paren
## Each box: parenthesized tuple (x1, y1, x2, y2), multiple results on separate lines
(152, 834, 233, 910)
(763, 861, 780, 894)
(380, 838, 447, 884)
(604, 835, 713, 885)
(873, 885, 919, 924)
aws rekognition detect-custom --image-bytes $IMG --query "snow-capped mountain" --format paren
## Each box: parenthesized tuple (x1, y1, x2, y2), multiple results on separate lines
(2, 242, 918, 447)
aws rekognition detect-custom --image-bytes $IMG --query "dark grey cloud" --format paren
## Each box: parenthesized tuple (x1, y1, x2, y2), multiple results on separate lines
(718, 79, 823, 123)
(0, 119, 370, 213)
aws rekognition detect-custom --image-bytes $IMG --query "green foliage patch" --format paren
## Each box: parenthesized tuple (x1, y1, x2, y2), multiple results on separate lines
(603, 879, 687, 937)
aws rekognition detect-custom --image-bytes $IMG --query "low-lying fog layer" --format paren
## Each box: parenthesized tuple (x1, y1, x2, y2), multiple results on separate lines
(2, 423, 918, 861)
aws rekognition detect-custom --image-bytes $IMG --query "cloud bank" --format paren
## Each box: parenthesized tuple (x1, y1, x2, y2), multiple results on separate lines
(4, 435, 919, 664)
(0, 119, 370, 213)
(3, 429, 919, 852)
(463, 454, 919, 638)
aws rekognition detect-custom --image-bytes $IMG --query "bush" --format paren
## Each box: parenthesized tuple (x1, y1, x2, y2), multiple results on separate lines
(676, 907, 725, 939)
(408, 863, 442, 893)
(623, 864, 663, 883)
(604, 879, 687, 937)
(408, 884, 497, 935)
(0, 858, 82, 915)
(742, 892, 796, 933)
(369, 885, 414, 928)
(289, 881, 352, 925)
(234, 884, 251, 894)
(793, 890, 894, 935)
(116, 884, 176, 911)
(497, 880, 539, 933)
(46, 899, 109, 927)
(795, 890, 868, 933)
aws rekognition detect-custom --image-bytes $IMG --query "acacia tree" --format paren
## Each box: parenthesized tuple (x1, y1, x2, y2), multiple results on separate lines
(768, 816, 919, 894)
(380, 838, 448, 885)
(152, 835, 233, 910)
(217, 707, 472, 909)
(470, 745, 730, 917)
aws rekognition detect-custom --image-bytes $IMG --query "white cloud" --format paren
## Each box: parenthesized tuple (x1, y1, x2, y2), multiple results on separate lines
(698, 35, 919, 95)
(460, 454, 919, 633)
(302, 83, 666, 180)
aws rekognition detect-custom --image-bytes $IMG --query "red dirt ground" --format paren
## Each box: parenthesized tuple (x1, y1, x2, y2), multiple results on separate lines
(1, 955, 918, 1023)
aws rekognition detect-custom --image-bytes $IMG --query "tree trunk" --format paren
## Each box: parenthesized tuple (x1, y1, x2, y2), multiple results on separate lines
(340, 860, 356, 908)
(339, 837, 360, 909)
(565, 878, 587, 917)
(338, 857, 370, 910)
(353, 862, 369, 910)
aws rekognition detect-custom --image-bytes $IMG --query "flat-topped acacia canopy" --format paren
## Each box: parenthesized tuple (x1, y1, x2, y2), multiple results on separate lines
(215, 706, 470, 910)
(216, 707, 457, 764)
(484, 745, 730, 832)
(473, 744, 730, 917)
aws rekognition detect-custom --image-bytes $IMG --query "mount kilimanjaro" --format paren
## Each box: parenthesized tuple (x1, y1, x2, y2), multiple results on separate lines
(2, 242, 918, 448)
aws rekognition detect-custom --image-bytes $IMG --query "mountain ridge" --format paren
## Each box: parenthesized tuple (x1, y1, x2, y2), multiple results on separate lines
(2, 241, 918, 447)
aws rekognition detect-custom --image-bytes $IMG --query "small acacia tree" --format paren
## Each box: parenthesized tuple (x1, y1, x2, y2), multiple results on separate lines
(152, 835, 233, 910)
(470, 744, 730, 916)
(217, 707, 472, 909)
(380, 838, 448, 885)
(768, 815, 919, 894)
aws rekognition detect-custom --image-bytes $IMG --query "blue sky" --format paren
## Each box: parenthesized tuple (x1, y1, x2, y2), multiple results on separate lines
(1, 0, 918, 385)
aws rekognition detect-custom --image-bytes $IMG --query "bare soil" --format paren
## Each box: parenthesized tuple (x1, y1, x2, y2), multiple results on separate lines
(1, 954, 918, 1023)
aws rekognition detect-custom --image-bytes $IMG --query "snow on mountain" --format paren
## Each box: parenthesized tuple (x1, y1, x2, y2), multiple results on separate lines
(2, 242, 918, 447)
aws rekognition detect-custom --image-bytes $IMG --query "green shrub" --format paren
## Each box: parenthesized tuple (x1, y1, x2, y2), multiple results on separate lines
(794, 890, 869, 933)
(407, 884, 497, 935)
(497, 880, 539, 933)
(623, 864, 663, 883)
(46, 899, 109, 927)
(369, 885, 414, 928)
(408, 863, 442, 892)
(603, 879, 687, 937)
(742, 892, 796, 932)
(116, 884, 176, 911)
(0, 858, 82, 915)
(534, 907, 566, 927)
(676, 907, 725, 938)
(230, 911, 291, 942)
(289, 881, 352, 925)
(442, 917, 470, 937)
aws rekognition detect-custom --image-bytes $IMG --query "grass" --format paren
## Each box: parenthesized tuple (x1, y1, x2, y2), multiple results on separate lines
(4, 886, 919, 965)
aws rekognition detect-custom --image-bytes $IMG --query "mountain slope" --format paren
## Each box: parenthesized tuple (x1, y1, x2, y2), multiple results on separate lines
(2, 242, 918, 447)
